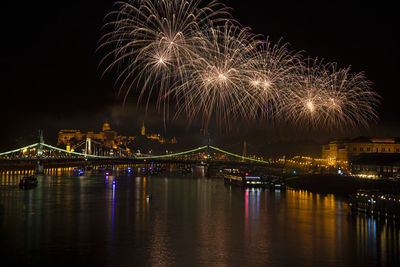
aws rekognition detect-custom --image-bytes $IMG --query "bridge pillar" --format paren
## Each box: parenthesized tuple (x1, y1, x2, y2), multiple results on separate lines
(35, 160, 44, 174)
(85, 137, 92, 156)
(206, 164, 219, 177)
(37, 129, 44, 156)
(35, 130, 44, 174)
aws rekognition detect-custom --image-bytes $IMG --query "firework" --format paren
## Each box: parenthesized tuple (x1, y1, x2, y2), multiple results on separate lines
(322, 64, 379, 128)
(283, 60, 379, 129)
(98, 0, 231, 106)
(99, 0, 380, 131)
(246, 39, 301, 120)
(169, 22, 261, 129)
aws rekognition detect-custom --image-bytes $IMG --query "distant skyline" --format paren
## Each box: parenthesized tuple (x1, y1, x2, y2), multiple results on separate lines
(1, 1, 399, 150)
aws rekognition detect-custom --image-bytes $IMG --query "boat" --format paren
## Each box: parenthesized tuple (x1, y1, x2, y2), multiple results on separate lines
(73, 168, 84, 176)
(181, 167, 193, 175)
(269, 178, 286, 190)
(19, 175, 38, 189)
(348, 190, 400, 218)
(223, 169, 269, 187)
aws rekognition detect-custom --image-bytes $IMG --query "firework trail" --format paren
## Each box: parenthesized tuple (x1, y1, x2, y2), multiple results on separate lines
(99, 0, 231, 107)
(170, 22, 262, 129)
(246, 39, 302, 120)
(322, 63, 379, 128)
(283, 60, 379, 129)
(99, 0, 380, 130)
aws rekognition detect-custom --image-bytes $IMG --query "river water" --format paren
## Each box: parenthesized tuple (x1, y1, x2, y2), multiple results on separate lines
(1, 169, 399, 266)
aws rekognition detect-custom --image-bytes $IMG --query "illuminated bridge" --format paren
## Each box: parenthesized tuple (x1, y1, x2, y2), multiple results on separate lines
(0, 132, 273, 172)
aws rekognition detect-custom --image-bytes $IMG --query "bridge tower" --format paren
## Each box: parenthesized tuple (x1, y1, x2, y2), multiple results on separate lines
(35, 130, 44, 174)
(205, 134, 212, 177)
(282, 155, 287, 175)
(242, 140, 247, 161)
(85, 137, 92, 156)
(37, 129, 44, 156)
(206, 134, 212, 160)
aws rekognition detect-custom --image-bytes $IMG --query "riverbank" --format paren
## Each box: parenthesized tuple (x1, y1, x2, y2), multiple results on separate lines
(285, 175, 400, 197)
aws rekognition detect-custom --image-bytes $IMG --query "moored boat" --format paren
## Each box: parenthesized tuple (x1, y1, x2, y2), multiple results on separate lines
(269, 178, 287, 190)
(223, 169, 269, 187)
(73, 168, 84, 176)
(19, 175, 38, 189)
(348, 190, 400, 218)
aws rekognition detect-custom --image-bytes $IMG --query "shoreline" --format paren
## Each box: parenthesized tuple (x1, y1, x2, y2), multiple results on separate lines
(285, 174, 400, 197)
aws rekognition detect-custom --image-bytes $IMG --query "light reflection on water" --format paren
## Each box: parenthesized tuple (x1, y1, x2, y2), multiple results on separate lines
(0, 171, 399, 266)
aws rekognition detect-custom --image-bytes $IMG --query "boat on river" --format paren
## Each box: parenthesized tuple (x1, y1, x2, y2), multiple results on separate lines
(73, 168, 84, 176)
(19, 175, 38, 189)
(269, 178, 287, 190)
(348, 190, 400, 218)
(223, 169, 269, 187)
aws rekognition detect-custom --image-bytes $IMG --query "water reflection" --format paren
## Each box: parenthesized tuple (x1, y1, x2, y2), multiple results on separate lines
(112, 180, 116, 236)
(244, 188, 261, 241)
(352, 213, 400, 265)
(0, 172, 400, 266)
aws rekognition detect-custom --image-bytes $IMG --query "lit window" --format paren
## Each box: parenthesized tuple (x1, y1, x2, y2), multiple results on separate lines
(367, 147, 371, 152)
(382, 148, 385, 152)
(360, 147, 364, 152)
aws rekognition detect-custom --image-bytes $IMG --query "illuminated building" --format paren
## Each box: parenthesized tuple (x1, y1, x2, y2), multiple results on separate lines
(57, 122, 177, 151)
(322, 137, 400, 164)
(351, 154, 400, 179)
(57, 123, 132, 149)
(140, 122, 178, 145)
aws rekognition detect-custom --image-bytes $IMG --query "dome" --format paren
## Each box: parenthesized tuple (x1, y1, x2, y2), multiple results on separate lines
(102, 123, 111, 132)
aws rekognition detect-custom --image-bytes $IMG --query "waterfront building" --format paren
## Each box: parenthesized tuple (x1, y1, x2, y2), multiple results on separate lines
(351, 153, 400, 179)
(322, 137, 400, 164)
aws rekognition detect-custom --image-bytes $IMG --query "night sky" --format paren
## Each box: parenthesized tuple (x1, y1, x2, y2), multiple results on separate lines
(1, 1, 399, 152)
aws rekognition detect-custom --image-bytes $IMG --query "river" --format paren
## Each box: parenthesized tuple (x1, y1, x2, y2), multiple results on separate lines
(1, 168, 399, 266)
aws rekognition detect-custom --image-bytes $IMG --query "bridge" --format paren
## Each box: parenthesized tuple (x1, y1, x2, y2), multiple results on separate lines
(0, 131, 275, 173)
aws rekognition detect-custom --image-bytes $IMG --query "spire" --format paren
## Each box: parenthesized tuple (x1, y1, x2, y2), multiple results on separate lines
(141, 121, 145, 135)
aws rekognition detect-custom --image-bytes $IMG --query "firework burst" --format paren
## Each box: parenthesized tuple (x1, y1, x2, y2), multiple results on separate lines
(170, 22, 263, 129)
(246, 39, 302, 120)
(322, 64, 380, 128)
(282, 60, 328, 127)
(283, 60, 379, 129)
(99, 0, 380, 131)
(98, 0, 231, 106)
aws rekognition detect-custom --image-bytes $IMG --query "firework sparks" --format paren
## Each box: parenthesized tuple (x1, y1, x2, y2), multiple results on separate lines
(283, 60, 379, 129)
(99, 0, 380, 131)
(169, 23, 264, 129)
(245, 39, 302, 120)
(98, 0, 231, 106)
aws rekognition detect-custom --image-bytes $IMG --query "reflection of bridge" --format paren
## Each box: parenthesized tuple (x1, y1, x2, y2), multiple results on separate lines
(0, 131, 273, 171)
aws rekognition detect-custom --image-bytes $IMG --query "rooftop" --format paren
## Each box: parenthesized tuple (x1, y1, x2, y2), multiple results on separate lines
(328, 137, 400, 144)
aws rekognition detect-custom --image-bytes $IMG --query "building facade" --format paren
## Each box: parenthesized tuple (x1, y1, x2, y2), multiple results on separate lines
(57, 123, 132, 150)
(351, 153, 400, 179)
(57, 122, 177, 152)
(322, 137, 400, 164)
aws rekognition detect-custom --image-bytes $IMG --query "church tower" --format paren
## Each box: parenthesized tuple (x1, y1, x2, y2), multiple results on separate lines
(141, 122, 146, 135)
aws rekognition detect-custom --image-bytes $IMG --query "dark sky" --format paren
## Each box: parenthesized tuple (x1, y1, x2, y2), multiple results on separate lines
(1, 0, 399, 151)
